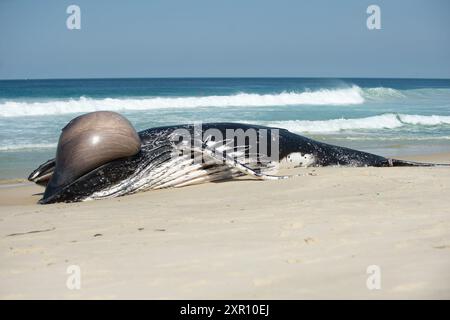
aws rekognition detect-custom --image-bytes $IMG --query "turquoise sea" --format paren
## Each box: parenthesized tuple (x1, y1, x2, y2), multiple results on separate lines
(1, 78, 450, 179)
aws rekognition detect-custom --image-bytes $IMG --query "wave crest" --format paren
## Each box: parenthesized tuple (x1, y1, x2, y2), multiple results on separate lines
(0, 87, 365, 117)
(266, 114, 450, 133)
(0, 143, 57, 151)
(362, 87, 405, 99)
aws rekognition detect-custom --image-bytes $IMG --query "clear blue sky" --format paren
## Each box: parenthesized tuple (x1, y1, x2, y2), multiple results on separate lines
(1, 0, 449, 79)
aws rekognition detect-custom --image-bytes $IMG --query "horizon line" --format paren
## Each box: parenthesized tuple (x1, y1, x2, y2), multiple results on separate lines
(1, 76, 450, 81)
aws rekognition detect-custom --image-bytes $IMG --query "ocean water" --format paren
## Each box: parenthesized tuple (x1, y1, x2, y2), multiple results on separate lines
(1, 78, 450, 179)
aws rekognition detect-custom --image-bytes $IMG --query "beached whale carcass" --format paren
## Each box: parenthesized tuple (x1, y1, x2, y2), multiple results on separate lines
(28, 111, 442, 204)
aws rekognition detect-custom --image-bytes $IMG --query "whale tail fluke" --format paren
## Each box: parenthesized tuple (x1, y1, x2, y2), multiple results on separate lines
(389, 158, 450, 167)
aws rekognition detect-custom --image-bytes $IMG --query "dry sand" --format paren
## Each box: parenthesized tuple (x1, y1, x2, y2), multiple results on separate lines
(1, 153, 450, 299)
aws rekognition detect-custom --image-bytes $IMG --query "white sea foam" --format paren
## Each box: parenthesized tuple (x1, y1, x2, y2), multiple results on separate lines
(0, 143, 57, 151)
(398, 114, 450, 126)
(0, 87, 365, 117)
(265, 114, 450, 133)
(362, 87, 405, 99)
(334, 136, 450, 141)
(265, 114, 402, 133)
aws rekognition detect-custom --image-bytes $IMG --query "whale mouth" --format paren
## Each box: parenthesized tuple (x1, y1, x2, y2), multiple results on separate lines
(37, 154, 142, 204)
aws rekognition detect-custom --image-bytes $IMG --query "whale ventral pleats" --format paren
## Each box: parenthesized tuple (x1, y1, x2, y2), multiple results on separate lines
(42, 111, 141, 202)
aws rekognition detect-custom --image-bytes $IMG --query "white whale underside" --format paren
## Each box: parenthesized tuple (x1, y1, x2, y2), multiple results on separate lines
(86, 140, 315, 201)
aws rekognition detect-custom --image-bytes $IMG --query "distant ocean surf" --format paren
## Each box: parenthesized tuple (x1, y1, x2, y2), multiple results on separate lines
(1, 78, 450, 178)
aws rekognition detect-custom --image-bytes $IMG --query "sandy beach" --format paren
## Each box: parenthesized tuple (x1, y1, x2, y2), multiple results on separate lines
(1, 152, 450, 299)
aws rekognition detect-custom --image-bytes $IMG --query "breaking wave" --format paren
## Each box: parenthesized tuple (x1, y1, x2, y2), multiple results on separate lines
(0, 143, 57, 151)
(265, 114, 450, 133)
(0, 87, 365, 117)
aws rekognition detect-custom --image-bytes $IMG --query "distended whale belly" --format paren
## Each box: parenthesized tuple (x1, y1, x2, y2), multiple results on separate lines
(28, 111, 447, 204)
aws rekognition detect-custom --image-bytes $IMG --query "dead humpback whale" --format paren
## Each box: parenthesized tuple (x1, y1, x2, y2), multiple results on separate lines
(28, 111, 447, 204)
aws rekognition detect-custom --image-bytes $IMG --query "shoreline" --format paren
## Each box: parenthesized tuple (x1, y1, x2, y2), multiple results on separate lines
(1, 152, 450, 299)
(1, 150, 450, 187)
